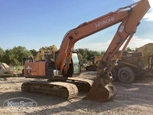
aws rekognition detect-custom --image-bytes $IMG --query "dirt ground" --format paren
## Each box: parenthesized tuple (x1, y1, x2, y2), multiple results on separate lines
(0, 71, 153, 115)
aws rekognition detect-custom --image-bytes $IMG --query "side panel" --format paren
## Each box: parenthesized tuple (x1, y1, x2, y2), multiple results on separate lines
(38, 62, 46, 76)
(24, 61, 46, 77)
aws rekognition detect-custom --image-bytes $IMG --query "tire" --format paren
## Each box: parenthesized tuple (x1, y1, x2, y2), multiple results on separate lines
(118, 67, 135, 83)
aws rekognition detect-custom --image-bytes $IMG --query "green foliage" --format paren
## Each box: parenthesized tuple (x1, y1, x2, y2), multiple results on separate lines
(12, 65, 24, 73)
(0, 47, 4, 61)
(2, 46, 32, 66)
(30, 49, 37, 57)
(39, 45, 58, 59)
(125, 47, 133, 52)
(77, 48, 88, 63)
(100, 51, 105, 56)
(0, 46, 104, 66)
(77, 48, 103, 63)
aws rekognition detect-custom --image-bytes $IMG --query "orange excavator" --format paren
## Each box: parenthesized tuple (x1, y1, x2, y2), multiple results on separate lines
(22, 0, 150, 102)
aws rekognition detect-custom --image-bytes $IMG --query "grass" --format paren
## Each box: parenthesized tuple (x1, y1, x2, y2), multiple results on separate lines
(11, 65, 24, 74)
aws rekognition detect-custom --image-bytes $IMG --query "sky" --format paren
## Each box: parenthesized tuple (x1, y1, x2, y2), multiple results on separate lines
(0, 0, 153, 51)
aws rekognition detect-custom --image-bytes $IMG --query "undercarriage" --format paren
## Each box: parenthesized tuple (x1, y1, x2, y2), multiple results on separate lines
(21, 77, 94, 99)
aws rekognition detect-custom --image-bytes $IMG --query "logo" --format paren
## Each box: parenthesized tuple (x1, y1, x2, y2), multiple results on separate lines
(26, 66, 32, 73)
(95, 17, 114, 27)
(26, 65, 32, 70)
(3, 97, 37, 107)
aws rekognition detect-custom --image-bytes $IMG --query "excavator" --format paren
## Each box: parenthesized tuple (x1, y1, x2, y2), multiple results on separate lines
(22, 0, 150, 102)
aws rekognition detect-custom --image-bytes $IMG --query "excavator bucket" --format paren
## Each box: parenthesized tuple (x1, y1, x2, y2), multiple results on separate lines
(83, 76, 117, 102)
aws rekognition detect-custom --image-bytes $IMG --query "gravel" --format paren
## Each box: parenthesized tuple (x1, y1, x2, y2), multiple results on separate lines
(0, 71, 153, 115)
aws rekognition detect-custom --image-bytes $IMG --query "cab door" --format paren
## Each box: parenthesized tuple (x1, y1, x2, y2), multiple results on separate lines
(72, 53, 81, 75)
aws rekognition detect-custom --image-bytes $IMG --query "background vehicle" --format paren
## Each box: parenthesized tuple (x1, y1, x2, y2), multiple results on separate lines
(112, 43, 153, 83)
(0, 63, 17, 77)
(86, 43, 153, 83)
(86, 56, 103, 71)
(22, 0, 150, 102)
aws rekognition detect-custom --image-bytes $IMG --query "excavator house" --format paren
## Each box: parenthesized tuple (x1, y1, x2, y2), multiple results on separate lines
(23, 0, 150, 102)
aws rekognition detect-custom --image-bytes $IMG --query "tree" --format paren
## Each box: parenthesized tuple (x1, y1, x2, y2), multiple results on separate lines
(0, 47, 4, 61)
(77, 48, 88, 63)
(2, 49, 16, 65)
(86, 50, 101, 61)
(30, 49, 37, 57)
(125, 47, 133, 52)
(100, 51, 105, 56)
(77, 48, 102, 63)
(39, 45, 58, 59)
(3, 46, 32, 66)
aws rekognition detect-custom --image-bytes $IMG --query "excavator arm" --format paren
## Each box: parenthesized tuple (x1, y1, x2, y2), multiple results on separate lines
(55, 0, 150, 101)
(55, 10, 128, 74)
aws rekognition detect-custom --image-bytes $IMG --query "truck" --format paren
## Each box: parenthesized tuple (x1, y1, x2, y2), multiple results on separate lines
(112, 43, 153, 83)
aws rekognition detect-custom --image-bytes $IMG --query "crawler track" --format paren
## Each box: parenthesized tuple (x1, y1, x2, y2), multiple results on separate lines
(21, 81, 78, 99)
(67, 77, 93, 92)
(21, 78, 94, 99)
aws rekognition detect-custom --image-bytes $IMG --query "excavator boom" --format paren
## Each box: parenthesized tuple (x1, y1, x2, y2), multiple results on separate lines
(55, 0, 150, 75)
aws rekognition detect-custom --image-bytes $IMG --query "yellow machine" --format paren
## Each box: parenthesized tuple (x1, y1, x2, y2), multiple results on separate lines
(112, 43, 153, 83)
(34, 50, 45, 61)
(86, 56, 103, 71)
(86, 43, 153, 83)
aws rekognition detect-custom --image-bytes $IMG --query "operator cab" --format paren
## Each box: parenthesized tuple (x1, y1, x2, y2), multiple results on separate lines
(54, 50, 81, 77)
